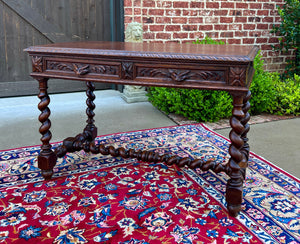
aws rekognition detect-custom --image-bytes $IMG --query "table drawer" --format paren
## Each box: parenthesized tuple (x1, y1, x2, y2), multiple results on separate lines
(134, 63, 227, 86)
(44, 58, 121, 80)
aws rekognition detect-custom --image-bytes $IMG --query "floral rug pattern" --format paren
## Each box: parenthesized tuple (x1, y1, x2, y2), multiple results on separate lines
(0, 124, 299, 243)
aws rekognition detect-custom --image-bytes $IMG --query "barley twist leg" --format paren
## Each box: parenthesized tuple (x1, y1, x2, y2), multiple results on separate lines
(226, 92, 249, 217)
(55, 81, 97, 157)
(37, 78, 57, 180)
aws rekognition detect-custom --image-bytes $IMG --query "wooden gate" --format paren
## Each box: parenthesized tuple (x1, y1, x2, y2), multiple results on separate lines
(0, 0, 124, 97)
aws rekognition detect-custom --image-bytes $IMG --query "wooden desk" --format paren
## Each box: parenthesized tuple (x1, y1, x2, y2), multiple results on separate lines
(25, 42, 258, 217)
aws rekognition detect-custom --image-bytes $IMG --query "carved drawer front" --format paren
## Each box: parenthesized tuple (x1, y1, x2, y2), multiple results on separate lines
(44, 58, 120, 79)
(134, 64, 227, 85)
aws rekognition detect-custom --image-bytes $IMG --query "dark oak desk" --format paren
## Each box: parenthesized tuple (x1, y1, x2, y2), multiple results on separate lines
(25, 42, 258, 217)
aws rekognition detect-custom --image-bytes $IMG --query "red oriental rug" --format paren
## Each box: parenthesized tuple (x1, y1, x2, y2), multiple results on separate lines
(0, 124, 299, 243)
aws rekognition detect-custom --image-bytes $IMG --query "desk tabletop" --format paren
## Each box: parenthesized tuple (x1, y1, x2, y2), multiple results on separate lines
(25, 41, 258, 63)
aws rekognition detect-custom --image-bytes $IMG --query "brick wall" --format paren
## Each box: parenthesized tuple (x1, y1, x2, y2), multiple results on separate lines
(124, 0, 290, 73)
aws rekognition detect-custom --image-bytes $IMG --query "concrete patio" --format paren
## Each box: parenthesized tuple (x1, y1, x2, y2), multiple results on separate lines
(1, 89, 299, 178)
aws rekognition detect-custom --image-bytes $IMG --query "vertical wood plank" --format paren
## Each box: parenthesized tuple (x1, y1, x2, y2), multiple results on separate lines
(88, 0, 96, 40)
(0, 2, 8, 81)
(0, 0, 115, 97)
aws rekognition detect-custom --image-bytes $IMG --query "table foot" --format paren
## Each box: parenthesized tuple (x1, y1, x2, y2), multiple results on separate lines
(227, 203, 242, 217)
(38, 150, 57, 180)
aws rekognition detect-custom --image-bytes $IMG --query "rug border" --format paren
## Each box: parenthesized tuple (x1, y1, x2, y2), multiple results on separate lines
(201, 123, 300, 183)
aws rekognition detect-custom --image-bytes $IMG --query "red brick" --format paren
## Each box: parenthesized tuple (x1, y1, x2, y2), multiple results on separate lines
(165, 25, 181, 32)
(133, 16, 142, 22)
(256, 38, 268, 44)
(248, 17, 261, 22)
(173, 2, 189, 8)
(165, 9, 181, 16)
(250, 3, 262, 9)
(182, 10, 198, 16)
(142, 9, 147, 15)
(182, 25, 198, 31)
(228, 39, 242, 44)
(272, 57, 284, 63)
(199, 25, 213, 31)
(156, 1, 172, 8)
(263, 17, 274, 23)
(264, 3, 275, 9)
(243, 10, 256, 16)
(249, 31, 263, 37)
(143, 17, 154, 23)
(205, 17, 219, 24)
(142, 25, 148, 32)
(143, 0, 155, 7)
(189, 32, 204, 40)
(220, 32, 234, 38)
(257, 24, 269, 29)
(214, 10, 228, 16)
(214, 25, 228, 31)
(188, 17, 204, 24)
(134, 8, 141, 15)
(190, 2, 204, 8)
(229, 10, 242, 16)
(257, 10, 269, 16)
(270, 9, 279, 16)
(220, 17, 234, 23)
(269, 37, 280, 43)
(236, 3, 249, 9)
(261, 44, 273, 50)
(206, 33, 220, 39)
(124, 8, 132, 15)
(149, 25, 165, 32)
(172, 17, 188, 24)
(173, 33, 189, 39)
(235, 31, 248, 37)
(243, 38, 255, 44)
(221, 2, 235, 8)
(155, 17, 171, 24)
(148, 9, 164, 16)
(124, 0, 132, 7)
(133, 0, 141, 6)
(156, 33, 171, 39)
(206, 2, 219, 8)
(229, 24, 242, 31)
(243, 24, 256, 30)
(235, 17, 247, 23)
(124, 16, 132, 23)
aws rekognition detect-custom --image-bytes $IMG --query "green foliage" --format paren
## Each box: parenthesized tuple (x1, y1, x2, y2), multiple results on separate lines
(271, 0, 300, 79)
(249, 52, 278, 115)
(192, 36, 225, 45)
(271, 74, 300, 115)
(250, 52, 300, 116)
(148, 88, 232, 122)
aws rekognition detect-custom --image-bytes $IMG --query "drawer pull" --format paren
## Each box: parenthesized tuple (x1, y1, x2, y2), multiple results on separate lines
(73, 64, 90, 76)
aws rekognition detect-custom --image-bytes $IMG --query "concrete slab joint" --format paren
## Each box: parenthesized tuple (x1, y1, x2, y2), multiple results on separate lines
(122, 22, 148, 103)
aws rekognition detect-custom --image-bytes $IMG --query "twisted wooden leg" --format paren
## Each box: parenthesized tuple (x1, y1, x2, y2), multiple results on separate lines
(88, 142, 227, 174)
(37, 78, 57, 180)
(226, 91, 250, 217)
(83, 81, 97, 151)
(241, 91, 251, 169)
(55, 81, 97, 157)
